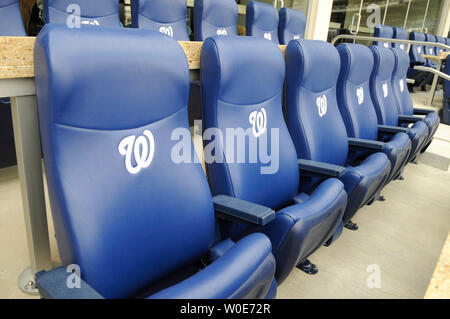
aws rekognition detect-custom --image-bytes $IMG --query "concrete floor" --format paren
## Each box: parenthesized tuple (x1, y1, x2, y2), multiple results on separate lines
(0, 92, 449, 299)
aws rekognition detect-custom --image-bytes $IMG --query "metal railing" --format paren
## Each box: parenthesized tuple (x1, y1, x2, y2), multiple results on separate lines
(330, 34, 450, 54)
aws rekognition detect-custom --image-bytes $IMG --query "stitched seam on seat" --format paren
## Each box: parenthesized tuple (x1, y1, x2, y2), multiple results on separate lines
(49, 6, 118, 19)
(53, 104, 187, 131)
(139, 13, 186, 25)
(340, 45, 356, 137)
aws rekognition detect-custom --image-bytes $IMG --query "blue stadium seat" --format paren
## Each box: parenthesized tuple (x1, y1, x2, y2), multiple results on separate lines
(374, 24, 394, 48)
(285, 40, 390, 231)
(409, 31, 426, 65)
(436, 36, 446, 55)
(0, 0, 26, 35)
(444, 56, 450, 124)
(246, 1, 279, 43)
(391, 47, 440, 153)
(392, 27, 408, 51)
(369, 45, 429, 162)
(194, 0, 238, 41)
(278, 7, 306, 45)
(201, 36, 347, 280)
(131, 0, 189, 41)
(43, 0, 121, 27)
(424, 33, 438, 68)
(33, 25, 277, 299)
(0, 0, 26, 167)
(337, 43, 411, 183)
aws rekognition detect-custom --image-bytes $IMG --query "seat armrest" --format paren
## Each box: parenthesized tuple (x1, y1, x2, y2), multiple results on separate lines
(413, 108, 435, 115)
(348, 138, 385, 151)
(213, 195, 275, 226)
(36, 267, 104, 299)
(298, 159, 347, 178)
(378, 125, 409, 134)
(398, 115, 422, 123)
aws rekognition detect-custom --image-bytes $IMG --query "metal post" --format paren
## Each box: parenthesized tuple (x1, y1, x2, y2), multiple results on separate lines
(10, 95, 52, 295)
(404, 0, 411, 29)
(421, 0, 430, 32)
(383, 0, 390, 25)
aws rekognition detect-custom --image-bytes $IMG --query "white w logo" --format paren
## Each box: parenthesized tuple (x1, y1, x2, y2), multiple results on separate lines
(382, 83, 388, 98)
(249, 108, 267, 138)
(264, 33, 272, 41)
(399, 79, 404, 92)
(216, 29, 228, 36)
(81, 19, 100, 26)
(118, 130, 155, 175)
(293, 35, 300, 40)
(316, 95, 327, 117)
(159, 26, 174, 38)
(357, 87, 364, 105)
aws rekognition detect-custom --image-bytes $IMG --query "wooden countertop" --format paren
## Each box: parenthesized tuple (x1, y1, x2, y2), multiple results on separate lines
(0, 36, 287, 80)
(422, 51, 450, 62)
(424, 232, 450, 299)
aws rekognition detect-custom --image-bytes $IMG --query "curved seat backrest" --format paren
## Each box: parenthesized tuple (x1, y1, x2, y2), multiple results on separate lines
(425, 33, 438, 56)
(285, 40, 349, 167)
(131, 0, 189, 41)
(43, 0, 121, 27)
(374, 25, 394, 48)
(278, 7, 306, 45)
(246, 1, 279, 44)
(35, 25, 214, 299)
(436, 36, 446, 55)
(409, 31, 426, 65)
(336, 43, 379, 141)
(446, 56, 450, 98)
(369, 45, 400, 126)
(392, 27, 408, 51)
(391, 48, 414, 116)
(201, 36, 298, 209)
(0, 0, 26, 35)
(194, 0, 238, 41)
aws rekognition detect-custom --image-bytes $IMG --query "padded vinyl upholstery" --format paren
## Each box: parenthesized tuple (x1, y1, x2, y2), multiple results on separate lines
(370, 46, 428, 161)
(392, 27, 408, 50)
(278, 7, 306, 45)
(391, 48, 439, 147)
(34, 25, 276, 299)
(246, 1, 279, 44)
(0, 0, 26, 35)
(201, 36, 347, 284)
(424, 33, 437, 68)
(43, 0, 121, 27)
(285, 40, 390, 224)
(374, 25, 393, 48)
(194, 0, 238, 41)
(131, 0, 189, 41)
(336, 43, 411, 183)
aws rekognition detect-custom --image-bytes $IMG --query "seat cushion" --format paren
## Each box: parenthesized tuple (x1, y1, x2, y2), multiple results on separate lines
(341, 152, 391, 223)
(422, 112, 440, 142)
(261, 178, 346, 283)
(148, 233, 276, 299)
(407, 120, 429, 160)
(383, 132, 412, 181)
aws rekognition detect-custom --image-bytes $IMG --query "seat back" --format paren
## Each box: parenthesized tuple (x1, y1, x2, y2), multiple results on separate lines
(336, 43, 379, 141)
(194, 0, 238, 41)
(409, 31, 426, 65)
(285, 40, 349, 166)
(43, 0, 121, 27)
(374, 25, 393, 48)
(436, 36, 446, 55)
(131, 0, 189, 41)
(246, 1, 279, 44)
(369, 45, 400, 126)
(424, 33, 438, 67)
(392, 27, 408, 50)
(391, 48, 414, 116)
(35, 25, 214, 299)
(0, 0, 26, 35)
(201, 36, 298, 209)
(278, 7, 306, 45)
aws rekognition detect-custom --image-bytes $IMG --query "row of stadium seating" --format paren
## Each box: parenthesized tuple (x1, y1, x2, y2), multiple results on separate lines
(374, 24, 449, 88)
(32, 22, 439, 298)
